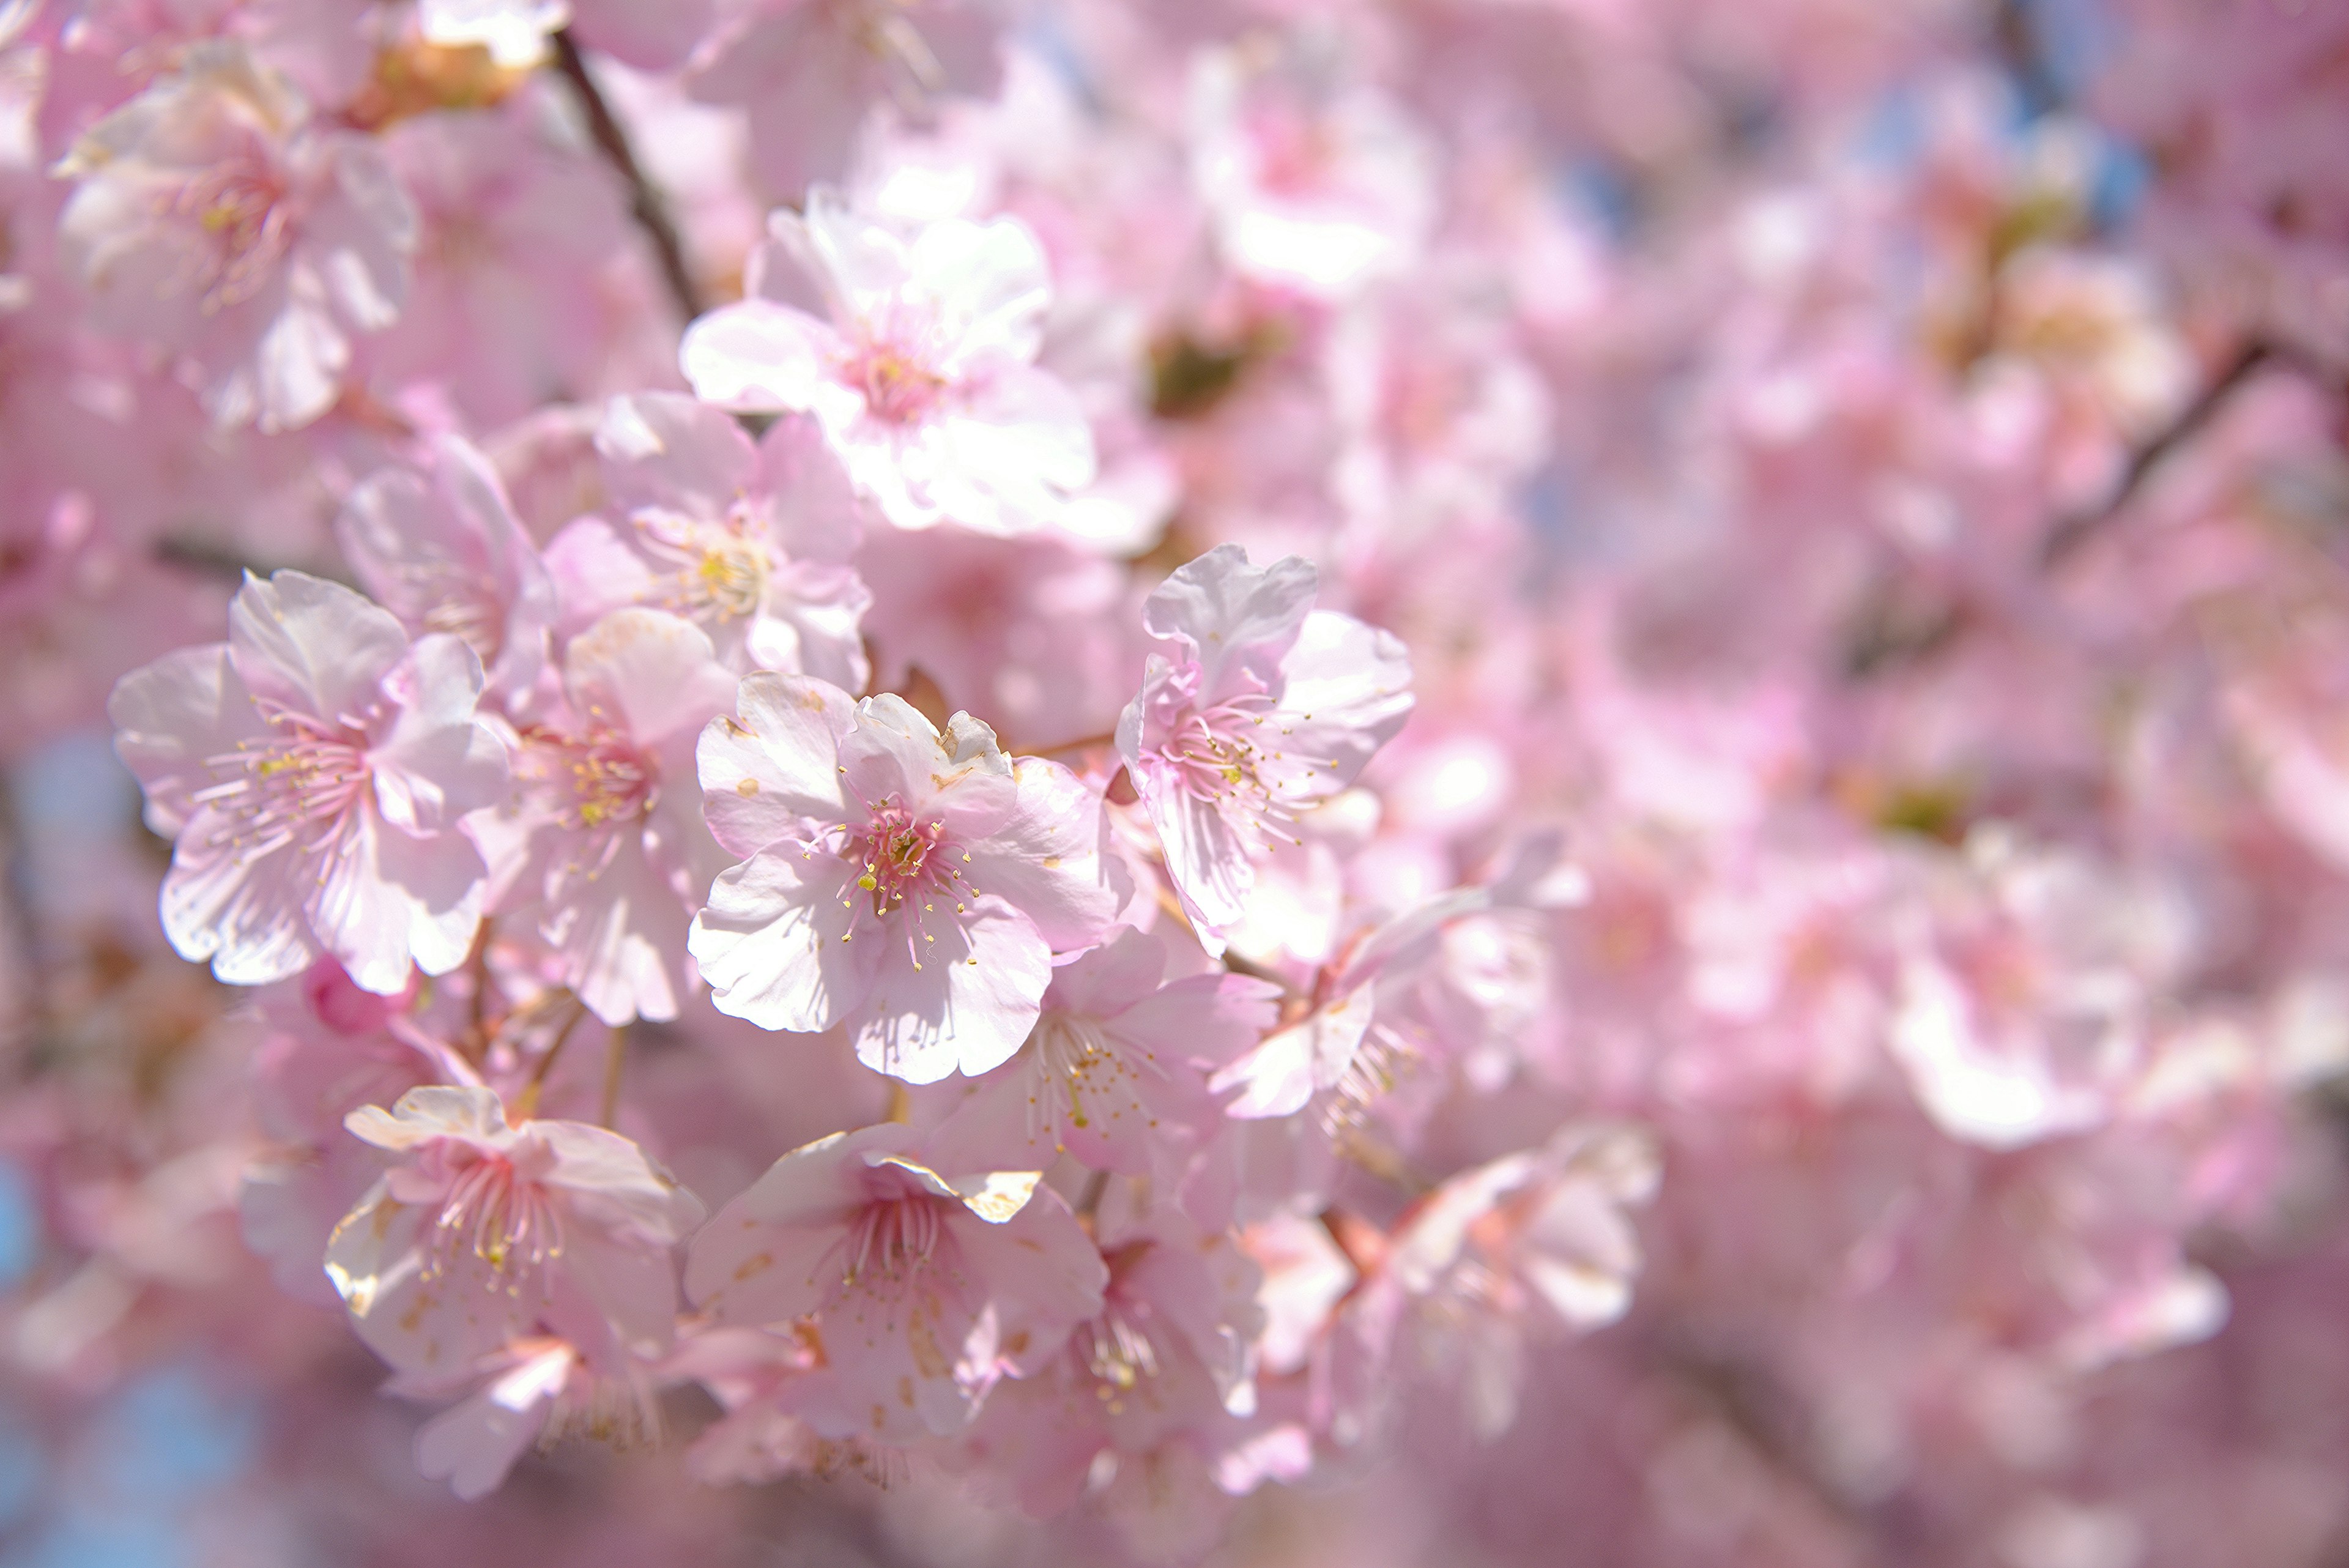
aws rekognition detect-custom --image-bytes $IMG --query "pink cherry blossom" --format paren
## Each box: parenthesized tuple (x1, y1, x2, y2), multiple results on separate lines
(689, 671, 1119, 1080)
(489, 608, 740, 1026)
(54, 40, 415, 430)
(685, 0, 1005, 199)
(926, 926, 1282, 1177)
(418, 0, 714, 71)
(108, 569, 511, 994)
(962, 1200, 1267, 1520)
(683, 1123, 1104, 1441)
(679, 187, 1097, 535)
(395, 1334, 658, 1502)
(1187, 40, 1434, 302)
(543, 392, 873, 690)
(336, 433, 557, 708)
(1345, 1121, 1659, 1441)
(325, 1084, 705, 1378)
(1117, 544, 1413, 949)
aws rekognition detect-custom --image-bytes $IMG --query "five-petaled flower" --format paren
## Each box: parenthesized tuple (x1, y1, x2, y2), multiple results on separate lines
(325, 1085, 706, 1378)
(680, 187, 1097, 537)
(690, 673, 1121, 1080)
(109, 570, 512, 994)
(1117, 544, 1413, 951)
(684, 1123, 1105, 1442)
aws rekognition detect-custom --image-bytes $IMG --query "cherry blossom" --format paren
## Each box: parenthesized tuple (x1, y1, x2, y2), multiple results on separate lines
(925, 927, 1283, 1177)
(336, 433, 557, 708)
(108, 570, 511, 994)
(679, 187, 1096, 535)
(324, 1084, 705, 1378)
(544, 392, 873, 691)
(689, 671, 1119, 1080)
(488, 608, 740, 1026)
(683, 1123, 1104, 1441)
(54, 40, 415, 429)
(685, 0, 1004, 199)
(15, 0, 2349, 1556)
(1117, 544, 1413, 949)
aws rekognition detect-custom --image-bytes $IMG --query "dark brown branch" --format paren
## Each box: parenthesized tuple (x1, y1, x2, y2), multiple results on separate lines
(549, 30, 704, 325)
(2038, 340, 2275, 569)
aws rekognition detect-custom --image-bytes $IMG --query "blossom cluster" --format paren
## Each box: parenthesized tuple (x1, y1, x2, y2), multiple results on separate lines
(1, 0, 2348, 1565)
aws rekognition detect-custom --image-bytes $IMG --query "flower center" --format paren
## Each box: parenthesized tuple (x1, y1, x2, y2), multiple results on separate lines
(170, 155, 293, 308)
(845, 340, 948, 425)
(191, 708, 370, 866)
(1152, 694, 1310, 850)
(1028, 1012, 1162, 1140)
(838, 1194, 944, 1290)
(1072, 1246, 1165, 1405)
(429, 1152, 563, 1287)
(850, 804, 944, 908)
(554, 727, 657, 830)
(632, 508, 772, 624)
(421, 589, 504, 664)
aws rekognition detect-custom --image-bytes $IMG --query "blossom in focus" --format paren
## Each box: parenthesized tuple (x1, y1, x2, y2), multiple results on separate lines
(545, 392, 874, 691)
(1117, 544, 1412, 950)
(926, 927, 1283, 1178)
(54, 40, 417, 430)
(108, 570, 511, 994)
(325, 1084, 705, 1381)
(490, 608, 740, 1026)
(683, 1123, 1104, 1441)
(336, 433, 557, 708)
(680, 187, 1096, 536)
(690, 672, 1120, 1079)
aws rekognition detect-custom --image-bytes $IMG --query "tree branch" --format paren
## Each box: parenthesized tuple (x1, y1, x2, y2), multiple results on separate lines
(2038, 340, 2276, 568)
(549, 30, 705, 326)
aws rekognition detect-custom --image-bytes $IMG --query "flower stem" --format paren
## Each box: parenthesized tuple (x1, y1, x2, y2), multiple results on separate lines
(598, 1023, 628, 1129)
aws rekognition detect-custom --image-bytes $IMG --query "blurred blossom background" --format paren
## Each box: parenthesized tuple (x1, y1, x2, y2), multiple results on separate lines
(3, 0, 2349, 1564)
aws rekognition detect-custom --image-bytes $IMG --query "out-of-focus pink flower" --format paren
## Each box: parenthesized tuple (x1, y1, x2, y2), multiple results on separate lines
(108, 570, 511, 994)
(680, 187, 1096, 535)
(54, 40, 415, 429)
(963, 1201, 1267, 1520)
(1887, 826, 2193, 1151)
(418, 0, 714, 70)
(926, 927, 1282, 1177)
(1187, 41, 1433, 303)
(1117, 544, 1412, 950)
(544, 392, 872, 690)
(683, 1123, 1104, 1441)
(691, 672, 1119, 1080)
(336, 433, 557, 708)
(489, 608, 739, 1025)
(1347, 1121, 1658, 1441)
(325, 1084, 705, 1377)
(686, 0, 1004, 199)
(396, 1334, 656, 1502)
(373, 102, 685, 427)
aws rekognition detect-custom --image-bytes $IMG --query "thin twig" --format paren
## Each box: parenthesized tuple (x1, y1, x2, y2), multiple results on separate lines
(549, 29, 704, 325)
(512, 993, 589, 1119)
(1074, 1169, 1110, 1221)
(2038, 340, 2275, 568)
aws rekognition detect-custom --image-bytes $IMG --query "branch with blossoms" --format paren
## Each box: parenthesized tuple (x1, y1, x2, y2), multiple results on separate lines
(13, 0, 2349, 1559)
